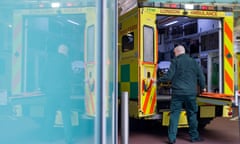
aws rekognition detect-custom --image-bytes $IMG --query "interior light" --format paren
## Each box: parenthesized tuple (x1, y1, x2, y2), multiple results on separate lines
(185, 4, 194, 10)
(51, 2, 60, 8)
(67, 19, 80, 26)
(164, 20, 178, 26)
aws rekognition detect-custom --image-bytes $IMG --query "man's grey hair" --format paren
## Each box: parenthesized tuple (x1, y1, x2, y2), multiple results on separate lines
(174, 45, 185, 56)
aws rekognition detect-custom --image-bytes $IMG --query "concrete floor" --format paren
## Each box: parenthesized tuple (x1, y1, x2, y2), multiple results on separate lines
(118, 107, 240, 144)
(120, 117, 239, 144)
(0, 106, 239, 144)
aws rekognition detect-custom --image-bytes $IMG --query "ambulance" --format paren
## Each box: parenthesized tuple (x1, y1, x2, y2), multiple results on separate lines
(118, 2, 236, 128)
(0, 1, 97, 126)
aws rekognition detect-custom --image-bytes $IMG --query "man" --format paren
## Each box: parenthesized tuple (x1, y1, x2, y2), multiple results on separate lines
(157, 45, 206, 144)
(43, 44, 73, 144)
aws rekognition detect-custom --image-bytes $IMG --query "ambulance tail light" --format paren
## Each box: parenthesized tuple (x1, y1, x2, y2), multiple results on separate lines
(162, 3, 181, 9)
(25, 1, 96, 9)
(228, 111, 233, 117)
(200, 5, 216, 11)
(201, 5, 208, 10)
(66, 2, 73, 7)
(138, 2, 181, 9)
(138, 2, 232, 12)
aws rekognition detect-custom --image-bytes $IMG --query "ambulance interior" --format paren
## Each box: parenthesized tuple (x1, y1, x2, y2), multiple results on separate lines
(156, 16, 221, 95)
(18, 14, 85, 95)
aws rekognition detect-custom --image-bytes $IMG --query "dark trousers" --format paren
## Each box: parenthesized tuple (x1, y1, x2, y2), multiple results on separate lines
(44, 91, 73, 143)
(168, 94, 199, 142)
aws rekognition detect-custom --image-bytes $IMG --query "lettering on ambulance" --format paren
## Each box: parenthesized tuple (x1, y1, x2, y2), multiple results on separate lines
(61, 8, 84, 13)
(159, 9, 181, 15)
(189, 10, 217, 17)
(30, 9, 57, 15)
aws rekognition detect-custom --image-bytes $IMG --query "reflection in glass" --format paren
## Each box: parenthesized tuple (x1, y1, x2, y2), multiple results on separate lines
(0, 1, 117, 144)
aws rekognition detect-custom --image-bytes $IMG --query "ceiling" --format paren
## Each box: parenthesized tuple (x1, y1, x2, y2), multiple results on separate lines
(157, 16, 194, 29)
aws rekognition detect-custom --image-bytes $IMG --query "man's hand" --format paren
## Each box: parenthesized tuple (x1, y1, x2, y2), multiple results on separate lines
(202, 88, 207, 92)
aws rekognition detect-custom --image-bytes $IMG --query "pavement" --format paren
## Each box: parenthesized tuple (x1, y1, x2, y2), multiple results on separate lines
(0, 105, 239, 144)
(0, 107, 95, 144)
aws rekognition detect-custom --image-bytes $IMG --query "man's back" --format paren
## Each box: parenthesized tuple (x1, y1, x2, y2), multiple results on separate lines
(171, 54, 203, 95)
(158, 44, 206, 95)
(44, 52, 72, 93)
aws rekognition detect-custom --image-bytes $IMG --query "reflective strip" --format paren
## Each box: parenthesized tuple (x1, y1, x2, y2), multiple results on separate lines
(142, 80, 152, 113)
(85, 96, 90, 114)
(85, 92, 95, 116)
(223, 20, 234, 95)
(224, 21, 233, 42)
(149, 86, 156, 114)
(142, 79, 156, 114)
(89, 91, 95, 114)
(86, 78, 95, 116)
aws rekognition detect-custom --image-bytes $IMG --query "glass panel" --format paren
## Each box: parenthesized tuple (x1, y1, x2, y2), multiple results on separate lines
(0, 0, 117, 144)
(105, 0, 117, 143)
(143, 26, 154, 62)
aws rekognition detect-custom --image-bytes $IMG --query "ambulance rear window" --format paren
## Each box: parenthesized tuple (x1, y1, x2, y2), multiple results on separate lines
(87, 25, 95, 62)
(143, 25, 154, 63)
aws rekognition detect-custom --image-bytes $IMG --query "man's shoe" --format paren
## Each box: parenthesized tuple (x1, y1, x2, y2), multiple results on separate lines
(168, 140, 176, 144)
(191, 137, 204, 143)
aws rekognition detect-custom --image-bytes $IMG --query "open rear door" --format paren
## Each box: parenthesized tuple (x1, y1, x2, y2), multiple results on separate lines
(138, 9, 158, 117)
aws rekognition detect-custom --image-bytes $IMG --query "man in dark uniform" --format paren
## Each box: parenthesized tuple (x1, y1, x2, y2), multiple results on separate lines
(43, 44, 73, 144)
(157, 45, 206, 144)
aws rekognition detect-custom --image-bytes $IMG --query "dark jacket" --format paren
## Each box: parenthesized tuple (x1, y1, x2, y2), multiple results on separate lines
(158, 54, 206, 95)
(43, 52, 72, 94)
